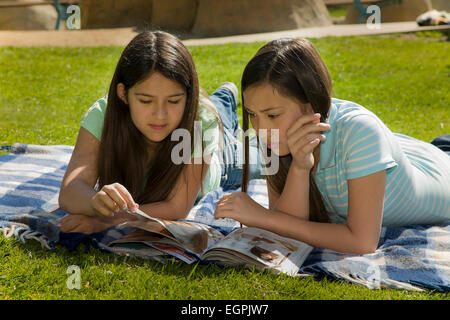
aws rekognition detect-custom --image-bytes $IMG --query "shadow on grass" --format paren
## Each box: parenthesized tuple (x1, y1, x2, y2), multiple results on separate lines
(3, 234, 255, 280)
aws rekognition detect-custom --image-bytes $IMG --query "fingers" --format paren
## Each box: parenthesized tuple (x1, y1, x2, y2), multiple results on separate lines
(288, 120, 330, 145)
(58, 215, 89, 233)
(58, 216, 75, 233)
(102, 184, 127, 211)
(91, 197, 116, 217)
(287, 114, 330, 152)
(92, 183, 138, 217)
(286, 113, 322, 137)
(113, 183, 138, 211)
(216, 194, 232, 206)
(289, 136, 321, 157)
(214, 194, 235, 219)
(215, 206, 234, 219)
(288, 129, 325, 152)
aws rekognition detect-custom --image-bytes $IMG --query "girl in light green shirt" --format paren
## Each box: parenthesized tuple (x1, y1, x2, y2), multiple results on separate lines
(58, 31, 261, 234)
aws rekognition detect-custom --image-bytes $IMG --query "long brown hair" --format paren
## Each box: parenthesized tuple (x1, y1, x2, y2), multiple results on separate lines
(98, 31, 199, 204)
(241, 38, 331, 222)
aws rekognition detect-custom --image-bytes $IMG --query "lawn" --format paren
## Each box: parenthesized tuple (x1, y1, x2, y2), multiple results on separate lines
(0, 32, 449, 300)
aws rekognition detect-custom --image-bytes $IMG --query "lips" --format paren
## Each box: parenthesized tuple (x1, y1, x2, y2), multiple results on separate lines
(149, 124, 167, 131)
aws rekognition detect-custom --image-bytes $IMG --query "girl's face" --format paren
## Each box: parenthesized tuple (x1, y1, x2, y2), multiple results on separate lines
(243, 82, 313, 156)
(118, 72, 187, 146)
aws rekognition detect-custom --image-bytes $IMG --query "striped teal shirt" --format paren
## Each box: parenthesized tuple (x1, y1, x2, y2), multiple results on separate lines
(314, 98, 450, 226)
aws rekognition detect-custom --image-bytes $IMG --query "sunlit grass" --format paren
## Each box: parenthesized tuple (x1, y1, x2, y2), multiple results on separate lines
(0, 32, 449, 300)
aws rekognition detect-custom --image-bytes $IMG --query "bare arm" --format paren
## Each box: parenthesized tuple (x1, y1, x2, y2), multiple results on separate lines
(216, 170, 386, 254)
(267, 166, 310, 220)
(268, 112, 328, 219)
(58, 127, 100, 216)
(59, 138, 210, 232)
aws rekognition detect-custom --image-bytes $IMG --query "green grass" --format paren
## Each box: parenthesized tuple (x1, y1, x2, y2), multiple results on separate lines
(0, 33, 449, 300)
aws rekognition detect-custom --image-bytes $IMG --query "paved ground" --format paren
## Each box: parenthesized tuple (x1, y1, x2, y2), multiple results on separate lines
(0, 22, 448, 47)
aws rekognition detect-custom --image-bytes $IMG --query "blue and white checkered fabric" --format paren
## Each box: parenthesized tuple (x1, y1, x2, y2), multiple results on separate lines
(0, 143, 449, 292)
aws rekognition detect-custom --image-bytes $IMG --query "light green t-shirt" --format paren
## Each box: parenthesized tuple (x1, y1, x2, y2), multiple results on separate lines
(80, 94, 222, 201)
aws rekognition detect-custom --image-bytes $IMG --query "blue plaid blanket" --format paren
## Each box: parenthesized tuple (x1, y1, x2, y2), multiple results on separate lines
(1, 143, 449, 292)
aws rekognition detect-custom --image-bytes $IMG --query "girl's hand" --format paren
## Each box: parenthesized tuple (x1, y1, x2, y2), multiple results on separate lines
(58, 210, 138, 234)
(90, 182, 139, 217)
(286, 113, 330, 171)
(58, 214, 110, 234)
(214, 192, 268, 227)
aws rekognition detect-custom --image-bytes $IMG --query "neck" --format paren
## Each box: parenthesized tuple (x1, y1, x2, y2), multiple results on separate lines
(146, 142, 159, 166)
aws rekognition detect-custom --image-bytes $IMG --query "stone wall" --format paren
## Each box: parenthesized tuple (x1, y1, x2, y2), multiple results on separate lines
(80, 0, 332, 36)
(191, 0, 332, 37)
(345, 0, 434, 24)
(0, 0, 57, 30)
(430, 0, 450, 11)
(80, 0, 152, 29)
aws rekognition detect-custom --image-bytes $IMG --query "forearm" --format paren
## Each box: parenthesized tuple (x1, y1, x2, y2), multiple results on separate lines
(60, 199, 188, 233)
(252, 208, 376, 254)
(272, 166, 310, 220)
(58, 178, 97, 216)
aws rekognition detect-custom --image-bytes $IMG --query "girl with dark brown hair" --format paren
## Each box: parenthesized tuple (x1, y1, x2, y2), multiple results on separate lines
(57, 31, 262, 234)
(214, 38, 450, 254)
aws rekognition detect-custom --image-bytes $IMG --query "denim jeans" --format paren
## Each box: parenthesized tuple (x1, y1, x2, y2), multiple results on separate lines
(209, 86, 263, 190)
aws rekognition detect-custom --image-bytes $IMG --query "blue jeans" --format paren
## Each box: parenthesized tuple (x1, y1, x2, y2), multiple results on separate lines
(209, 87, 263, 190)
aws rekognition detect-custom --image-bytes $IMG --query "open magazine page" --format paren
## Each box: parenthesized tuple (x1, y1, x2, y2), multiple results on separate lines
(159, 219, 224, 254)
(108, 228, 200, 264)
(119, 208, 225, 257)
(108, 242, 167, 262)
(201, 227, 313, 276)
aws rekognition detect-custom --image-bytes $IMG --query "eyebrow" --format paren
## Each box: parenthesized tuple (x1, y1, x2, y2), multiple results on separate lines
(135, 92, 185, 98)
(245, 106, 282, 113)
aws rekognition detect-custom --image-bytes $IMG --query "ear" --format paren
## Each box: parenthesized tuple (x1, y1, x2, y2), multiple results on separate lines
(116, 83, 128, 104)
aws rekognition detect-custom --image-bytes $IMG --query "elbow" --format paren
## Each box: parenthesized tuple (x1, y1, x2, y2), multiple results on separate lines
(354, 241, 377, 255)
(58, 188, 71, 214)
(357, 247, 377, 255)
(168, 201, 190, 220)
(58, 190, 66, 211)
(176, 206, 190, 220)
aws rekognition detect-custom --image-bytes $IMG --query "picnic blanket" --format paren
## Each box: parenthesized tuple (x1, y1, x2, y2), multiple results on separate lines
(0, 143, 449, 292)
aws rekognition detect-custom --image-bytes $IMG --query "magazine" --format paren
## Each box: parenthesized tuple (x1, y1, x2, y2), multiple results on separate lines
(108, 208, 313, 276)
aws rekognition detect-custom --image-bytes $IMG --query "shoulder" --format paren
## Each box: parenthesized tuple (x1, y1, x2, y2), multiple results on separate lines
(190, 93, 222, 158)
(198, 93, 220, 129)
(333, 98, 382, 125)
(331, 98, 398, 179)
(87, 95, 108, 114)
(331, 98, 390, 141)
(80, 94, 108, 141)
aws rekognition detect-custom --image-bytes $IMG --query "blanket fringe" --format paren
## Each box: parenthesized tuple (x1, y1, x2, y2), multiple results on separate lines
(0, 224, 52, 250)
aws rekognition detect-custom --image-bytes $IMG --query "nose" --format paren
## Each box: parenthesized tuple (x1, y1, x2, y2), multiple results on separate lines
(153, 102, 168, 120)
(253, 118, 273, 136)
(252, 119, 277, 145)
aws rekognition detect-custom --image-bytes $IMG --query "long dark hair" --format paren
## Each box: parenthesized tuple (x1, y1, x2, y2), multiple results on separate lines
(98, 31, 199, 204)
(241, 38, 331, 223)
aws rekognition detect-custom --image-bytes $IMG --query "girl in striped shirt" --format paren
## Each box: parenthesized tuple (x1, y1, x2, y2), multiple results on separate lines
(214, 38, 450, 254)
